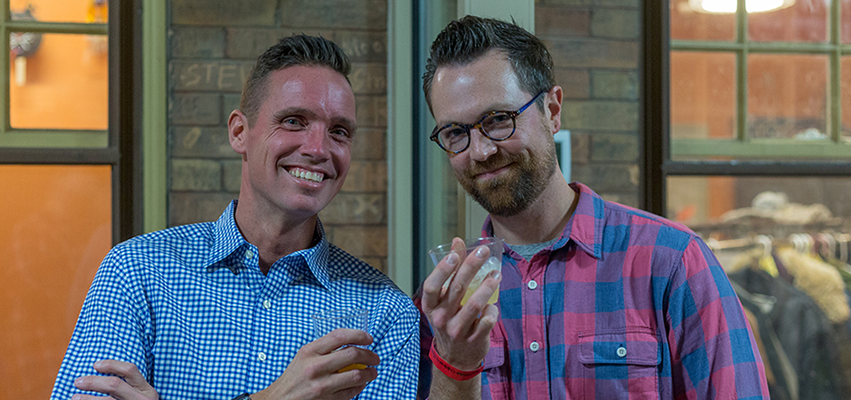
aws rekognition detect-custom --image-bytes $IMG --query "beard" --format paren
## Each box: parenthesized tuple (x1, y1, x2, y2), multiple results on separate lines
(456, 128, 558, 217)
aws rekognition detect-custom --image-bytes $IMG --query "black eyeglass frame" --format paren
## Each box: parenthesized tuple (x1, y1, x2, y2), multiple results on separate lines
(429, 90, 548, 154)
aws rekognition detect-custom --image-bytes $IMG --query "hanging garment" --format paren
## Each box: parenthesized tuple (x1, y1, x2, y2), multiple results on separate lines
(728, 268, 850, 400)
(774, 248, 851, 394)
(824, 258, 851, 287)
(733, 281, 798, 400)
(774, 247, 850, 324)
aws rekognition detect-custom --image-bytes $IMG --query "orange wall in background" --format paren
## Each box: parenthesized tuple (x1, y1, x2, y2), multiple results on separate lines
(9, 0, 108, 130)
(0, 165, 111, 399)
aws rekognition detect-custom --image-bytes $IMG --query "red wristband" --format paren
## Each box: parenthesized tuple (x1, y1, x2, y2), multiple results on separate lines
(429, 342, 484, 381)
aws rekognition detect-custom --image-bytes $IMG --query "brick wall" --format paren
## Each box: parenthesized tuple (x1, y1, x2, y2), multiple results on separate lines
(536, 0, 641, 207)
(167, 0, 389, 271)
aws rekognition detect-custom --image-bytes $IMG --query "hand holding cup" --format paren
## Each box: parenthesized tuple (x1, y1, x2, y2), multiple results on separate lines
(421, 237, 503, 373)
(428, 237, 503, 305)
(311, 308, 371, 372)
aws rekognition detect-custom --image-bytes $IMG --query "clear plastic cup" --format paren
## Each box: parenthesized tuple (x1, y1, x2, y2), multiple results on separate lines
(311, 308, 369, 372)
(428, 237, 503, 305)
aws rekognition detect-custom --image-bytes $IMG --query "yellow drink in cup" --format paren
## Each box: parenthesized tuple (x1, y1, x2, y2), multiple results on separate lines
(337, 363, 367, 372)
(459, 255, 502, 305)
(429, 237, 503, 305)
(311, 308, 370, 373)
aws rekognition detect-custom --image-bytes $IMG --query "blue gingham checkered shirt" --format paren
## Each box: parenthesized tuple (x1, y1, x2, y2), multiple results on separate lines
(51, 201, 419, 399)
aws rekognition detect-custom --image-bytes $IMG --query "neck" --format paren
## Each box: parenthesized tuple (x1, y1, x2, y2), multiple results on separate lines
(490, 176, 577, 246)
(234, 196, 317, 275)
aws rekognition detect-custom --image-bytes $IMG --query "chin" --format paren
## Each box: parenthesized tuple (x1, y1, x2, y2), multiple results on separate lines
(281, 197, 330, 219)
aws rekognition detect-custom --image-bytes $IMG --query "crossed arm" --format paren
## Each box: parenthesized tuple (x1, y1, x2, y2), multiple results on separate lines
(68, 329, 382, 400)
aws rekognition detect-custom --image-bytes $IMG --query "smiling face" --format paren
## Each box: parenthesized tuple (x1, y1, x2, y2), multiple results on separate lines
(229, 65, 356, 222)
(429, 51, 559, 217)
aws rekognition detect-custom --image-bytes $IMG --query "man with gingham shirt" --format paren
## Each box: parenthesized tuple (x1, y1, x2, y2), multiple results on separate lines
(51, 35, 418, 400)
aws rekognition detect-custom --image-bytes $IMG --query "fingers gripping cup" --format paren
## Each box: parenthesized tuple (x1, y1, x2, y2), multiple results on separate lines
(311, 308, 370, 372)
(428, 237, 504, 306)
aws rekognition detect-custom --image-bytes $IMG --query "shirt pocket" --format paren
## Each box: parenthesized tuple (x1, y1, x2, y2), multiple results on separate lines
(482, 336, 512, 400)
(577, 327, 661, 400)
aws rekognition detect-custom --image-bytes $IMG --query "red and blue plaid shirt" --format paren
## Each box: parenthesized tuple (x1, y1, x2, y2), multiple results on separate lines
(417, 182, 769, 399)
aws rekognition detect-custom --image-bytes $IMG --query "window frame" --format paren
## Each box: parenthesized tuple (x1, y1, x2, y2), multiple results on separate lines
(0, 0, 142, 243)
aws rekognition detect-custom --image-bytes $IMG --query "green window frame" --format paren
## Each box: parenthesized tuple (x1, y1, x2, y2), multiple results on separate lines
(670, 1, 851, 160)
(643, 0, 851, 216)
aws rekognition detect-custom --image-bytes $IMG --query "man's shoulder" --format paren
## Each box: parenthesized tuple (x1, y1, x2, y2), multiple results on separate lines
(85, 222, 219, 299)
(326, 243, 414, 305)
(596, 198, 699, 256)
(327, 243, 389, 279)
(602, 198, 696, 236)
(572, 182, 696, 238)
(110, 221, 216, 260)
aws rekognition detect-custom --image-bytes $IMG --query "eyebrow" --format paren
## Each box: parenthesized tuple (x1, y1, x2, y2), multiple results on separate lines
(437, 104, 514, 127)
(273, 107, 357, 133)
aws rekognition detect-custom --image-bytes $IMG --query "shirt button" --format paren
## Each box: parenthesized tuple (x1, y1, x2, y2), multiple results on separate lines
(527, 280, 538, 290)
(258, 352, 267, 361)
(245, 249, 254, 259)
(529, 341, 540, 352)
(262, 299, 272, 309)
(617, 346, 627, 358)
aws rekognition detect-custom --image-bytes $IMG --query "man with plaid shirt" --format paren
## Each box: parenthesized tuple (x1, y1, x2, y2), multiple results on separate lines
(51, 35, 418, 400)
(417, 16, 769, 400)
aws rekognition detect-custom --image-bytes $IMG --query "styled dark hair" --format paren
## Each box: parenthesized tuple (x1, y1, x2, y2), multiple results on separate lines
(422, 15, 555, 112)
(240, 34, 351, 125)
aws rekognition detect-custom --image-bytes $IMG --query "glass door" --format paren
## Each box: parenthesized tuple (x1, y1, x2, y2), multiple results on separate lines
(0, 0, 136, 397)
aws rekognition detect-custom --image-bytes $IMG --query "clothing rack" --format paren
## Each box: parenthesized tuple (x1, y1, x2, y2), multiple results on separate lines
(690, 219, 848, 243)
(706, 232, 851, 264)
(706, 237, 754, 251)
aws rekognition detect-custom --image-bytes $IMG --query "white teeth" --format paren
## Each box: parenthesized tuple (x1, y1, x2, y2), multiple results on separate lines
(289, 168, 324, 183)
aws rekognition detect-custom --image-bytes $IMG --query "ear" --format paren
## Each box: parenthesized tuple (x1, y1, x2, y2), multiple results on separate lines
(228, 110, 249, 155)
(545, 85, 563, 134)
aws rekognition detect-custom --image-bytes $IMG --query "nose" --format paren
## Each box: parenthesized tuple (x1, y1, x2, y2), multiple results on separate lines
(468, 127, 497, 161)
(300, 125, 332, 161)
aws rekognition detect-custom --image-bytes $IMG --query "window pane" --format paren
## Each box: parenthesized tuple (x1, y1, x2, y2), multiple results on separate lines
(749, 0, 827, 43)
(748, 54, 827, 140)
(670, 0, 736, 41)
(10, 0, 108, 24)
(667, 175, 851, 384)
(671, 51, 737, 141)
(0, 165, 111, 399)
(9, 33, 108, 130)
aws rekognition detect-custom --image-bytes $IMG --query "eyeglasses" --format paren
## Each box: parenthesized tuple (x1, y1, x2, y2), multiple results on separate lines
(430, 91, 547, 154)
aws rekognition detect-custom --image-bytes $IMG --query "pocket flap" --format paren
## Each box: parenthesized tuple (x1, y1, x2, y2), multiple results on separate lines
(577, 327, 660, 366)
(483, 337, 506, 369)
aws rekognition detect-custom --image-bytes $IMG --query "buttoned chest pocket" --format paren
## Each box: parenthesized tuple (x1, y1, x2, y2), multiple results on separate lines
(577, 327, 661, 400)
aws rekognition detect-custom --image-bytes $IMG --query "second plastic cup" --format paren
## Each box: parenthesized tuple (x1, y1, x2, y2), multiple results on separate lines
(311, 308, 370, 372)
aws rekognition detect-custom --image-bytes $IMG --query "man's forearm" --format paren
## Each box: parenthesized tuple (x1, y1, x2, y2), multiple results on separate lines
(427, 366, 481, 400)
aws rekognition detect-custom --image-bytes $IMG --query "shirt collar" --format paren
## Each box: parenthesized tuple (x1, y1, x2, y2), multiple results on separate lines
(206, 200, 333, 290)
(481, 182, 604, 259)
